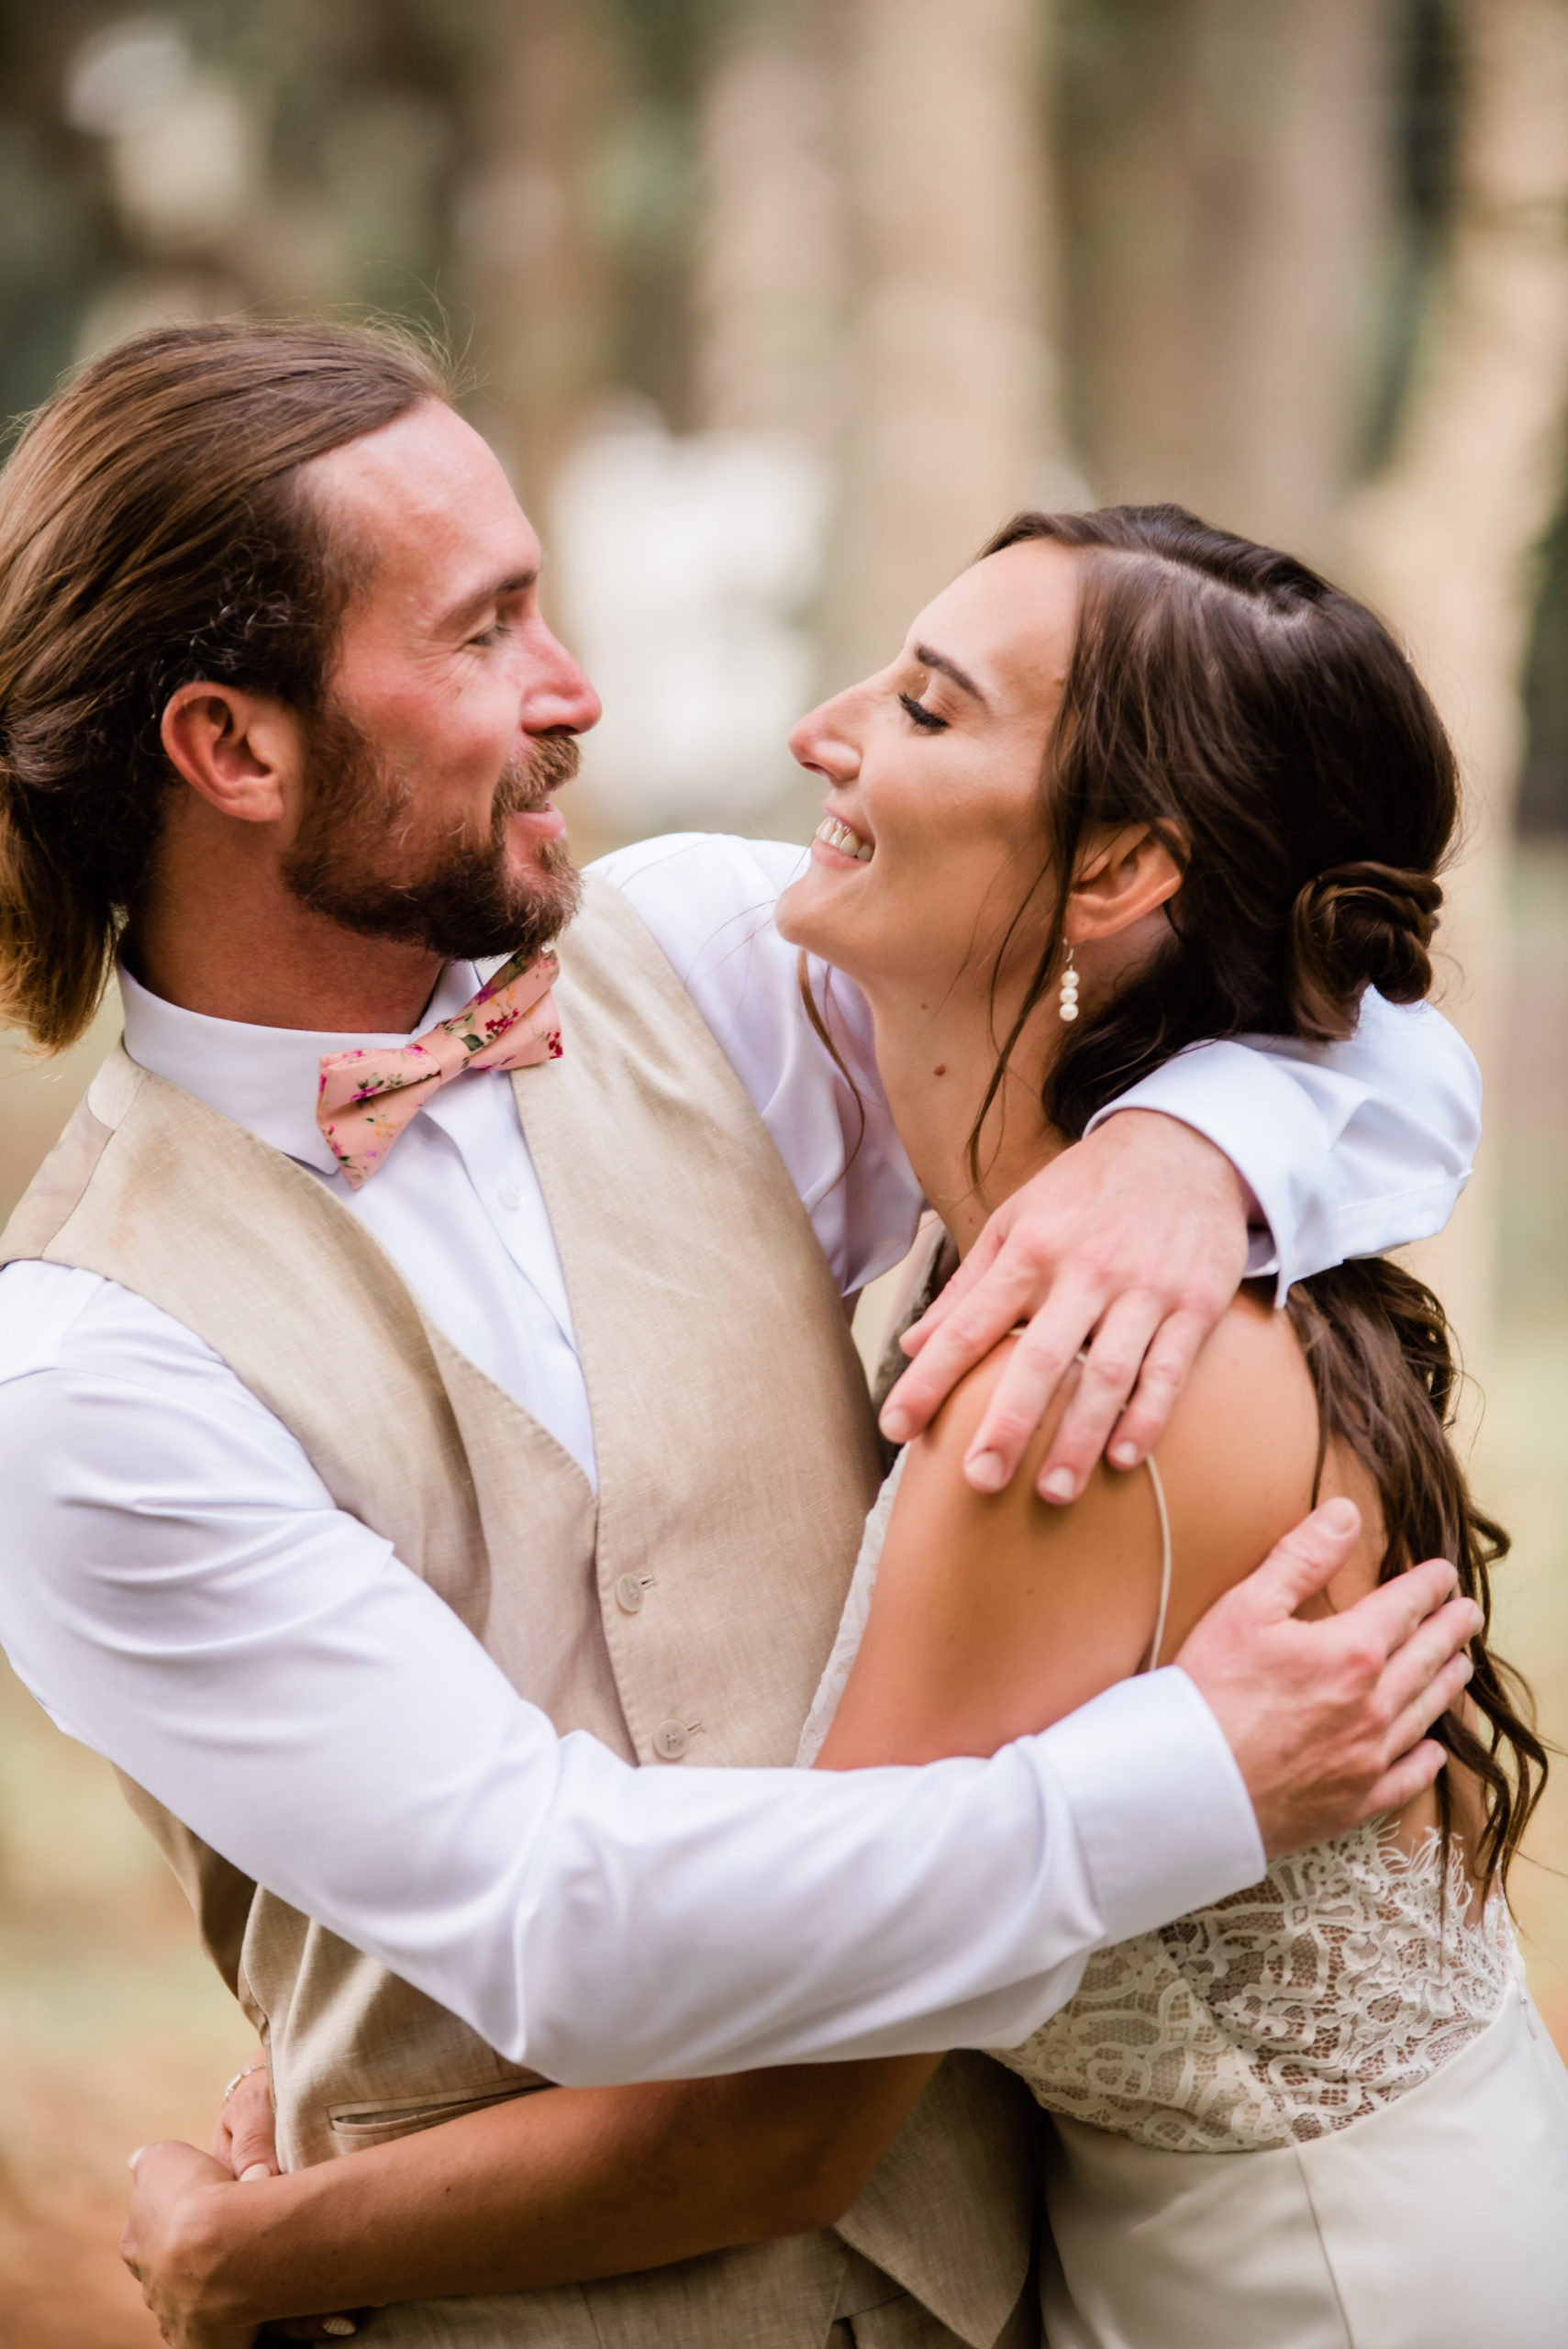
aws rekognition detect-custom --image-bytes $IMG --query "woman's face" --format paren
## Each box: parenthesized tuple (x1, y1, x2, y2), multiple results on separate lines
(778, 540, 1080, 998)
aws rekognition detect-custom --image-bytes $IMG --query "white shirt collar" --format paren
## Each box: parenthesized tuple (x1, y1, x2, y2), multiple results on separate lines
(117, 959, 487, 1176)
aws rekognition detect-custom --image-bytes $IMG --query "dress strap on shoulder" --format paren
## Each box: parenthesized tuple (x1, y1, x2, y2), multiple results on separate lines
(1141, 1454, 1173, 1675)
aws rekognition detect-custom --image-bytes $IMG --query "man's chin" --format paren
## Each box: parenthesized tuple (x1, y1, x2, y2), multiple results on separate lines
(289, 846, 583, 966)
(507, 827, 577, 885)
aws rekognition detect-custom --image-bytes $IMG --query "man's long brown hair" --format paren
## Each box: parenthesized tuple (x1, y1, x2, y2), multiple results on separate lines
(0, 317, 450, 1052)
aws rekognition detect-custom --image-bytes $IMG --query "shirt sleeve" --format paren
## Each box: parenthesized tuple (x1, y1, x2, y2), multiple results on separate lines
(0, 1262, 1262, 2081)
(1084, 993, 1481, 1300)
(590, 834, 924, 1295)
(595, 839, 1481, 1302)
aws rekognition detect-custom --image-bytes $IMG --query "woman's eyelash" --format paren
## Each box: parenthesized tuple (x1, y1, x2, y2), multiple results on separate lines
(898, 692, 946, 731)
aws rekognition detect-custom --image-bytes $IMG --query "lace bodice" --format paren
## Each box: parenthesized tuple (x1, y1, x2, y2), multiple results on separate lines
(799, 1457, 1518, 2154)
(995, 1818, 1515, 2150)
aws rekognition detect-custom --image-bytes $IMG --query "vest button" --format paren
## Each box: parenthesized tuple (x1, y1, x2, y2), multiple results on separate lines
(652, 1719, 689, 1761)
(614, 1574, 645, 1615)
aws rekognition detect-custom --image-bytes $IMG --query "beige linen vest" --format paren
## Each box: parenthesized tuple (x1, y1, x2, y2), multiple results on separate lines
(1, 876, 1040, 2348)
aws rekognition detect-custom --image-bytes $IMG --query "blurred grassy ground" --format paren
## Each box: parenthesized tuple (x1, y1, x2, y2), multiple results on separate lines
(1, 847, 1565, 2342)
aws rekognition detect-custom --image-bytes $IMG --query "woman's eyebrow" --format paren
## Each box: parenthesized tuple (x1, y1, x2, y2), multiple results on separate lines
(912, 641, 989, 705)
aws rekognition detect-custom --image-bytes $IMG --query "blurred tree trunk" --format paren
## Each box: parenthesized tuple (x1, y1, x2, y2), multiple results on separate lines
(454, 0, 618, 518)
(823, 0, 1070, 687)
(1339, 0, 1568, 1363)
(694, 0, 845, 447)
(1060, 0, 1397, 563)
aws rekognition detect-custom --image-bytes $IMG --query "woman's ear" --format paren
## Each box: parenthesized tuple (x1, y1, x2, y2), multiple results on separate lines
(160, 683, 304, 826)
(1064, 822, 1185, 946)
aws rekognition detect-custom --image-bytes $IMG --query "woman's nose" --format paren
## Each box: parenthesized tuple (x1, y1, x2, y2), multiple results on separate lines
(789, 690, 861, 781)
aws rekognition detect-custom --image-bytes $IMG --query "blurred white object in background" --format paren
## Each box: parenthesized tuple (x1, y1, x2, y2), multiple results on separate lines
(64, 16, 252, 253)
(63, 16, 187, 137)
(551, 406, 827, 830)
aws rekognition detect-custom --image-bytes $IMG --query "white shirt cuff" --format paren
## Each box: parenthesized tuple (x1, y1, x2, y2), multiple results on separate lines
(1037, 1665, 1265, 1943)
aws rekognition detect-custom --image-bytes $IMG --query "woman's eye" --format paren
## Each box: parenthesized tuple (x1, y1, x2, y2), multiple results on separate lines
(898, 692, 947, 732)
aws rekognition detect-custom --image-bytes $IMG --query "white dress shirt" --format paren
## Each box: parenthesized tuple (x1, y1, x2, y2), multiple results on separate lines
(0, 834, 1480, 2083)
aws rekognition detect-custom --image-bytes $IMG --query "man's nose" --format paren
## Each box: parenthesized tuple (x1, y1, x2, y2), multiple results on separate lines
(523, 625, 602, 736)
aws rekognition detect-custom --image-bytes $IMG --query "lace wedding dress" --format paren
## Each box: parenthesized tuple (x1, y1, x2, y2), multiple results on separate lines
(799, 1451, 1568, 2349)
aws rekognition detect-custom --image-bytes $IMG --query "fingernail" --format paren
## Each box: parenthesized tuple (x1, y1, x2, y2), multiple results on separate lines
(1108, 1442, 1139, 1470)
(967, 1452, 1006, 1493)
(323, 2323, 358, 2339)
(1041, 1469, 1076, 1503)
(1460, 1657, 1474, 1682)
(239, 2163, 272, 2182)
(127, 2147, 145, 2173)
(880, 1406, 913, 1443)
(1320, 1497, 1358, 1534)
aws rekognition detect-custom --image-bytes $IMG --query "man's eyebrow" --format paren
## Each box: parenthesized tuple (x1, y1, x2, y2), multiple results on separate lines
(440, 567, 539, 629)
(912, 641, 988, 704)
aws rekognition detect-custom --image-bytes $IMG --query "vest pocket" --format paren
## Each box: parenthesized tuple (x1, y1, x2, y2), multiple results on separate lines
(327, 2077, 551, 2153)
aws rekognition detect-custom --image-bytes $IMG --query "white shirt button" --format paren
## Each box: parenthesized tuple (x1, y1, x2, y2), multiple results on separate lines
(495, 1181, 522, 1212)
(652, 1719, 689, 1762)
(614, 1573, 645, 1614)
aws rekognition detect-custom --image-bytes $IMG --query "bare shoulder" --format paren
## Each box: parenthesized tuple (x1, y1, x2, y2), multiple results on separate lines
(1151, 1286, 1382, 1634)
(1162, 1285, 1318, 1471)
(825, 1339, 1169, 1760)
(818, 1291, 1381, 1767)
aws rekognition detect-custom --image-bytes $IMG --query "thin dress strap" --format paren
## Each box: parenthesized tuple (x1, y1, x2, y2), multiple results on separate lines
(1140, 1454, 1173, 1675)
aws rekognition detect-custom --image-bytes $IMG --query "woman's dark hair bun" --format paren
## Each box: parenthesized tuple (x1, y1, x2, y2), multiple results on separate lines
(1288, 861, 1442, 1041)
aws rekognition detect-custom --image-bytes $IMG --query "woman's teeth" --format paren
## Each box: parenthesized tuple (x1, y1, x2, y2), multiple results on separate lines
(816, 815, 873, 863)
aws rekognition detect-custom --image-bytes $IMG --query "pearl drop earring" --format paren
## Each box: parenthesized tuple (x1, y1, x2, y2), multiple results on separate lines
(1059, 946, 1080, 1022)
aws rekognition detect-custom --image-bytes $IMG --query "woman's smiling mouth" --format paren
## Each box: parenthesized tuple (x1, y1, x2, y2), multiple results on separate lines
(813, 813, 874, 863)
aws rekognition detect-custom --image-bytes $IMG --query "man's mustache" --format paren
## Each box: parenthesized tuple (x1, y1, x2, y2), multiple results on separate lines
(496, 731, 582, 818)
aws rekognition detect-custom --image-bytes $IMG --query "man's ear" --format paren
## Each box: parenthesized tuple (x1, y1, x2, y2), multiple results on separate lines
(1064, 822, 1185, 945)
(160, 684, 305, 826)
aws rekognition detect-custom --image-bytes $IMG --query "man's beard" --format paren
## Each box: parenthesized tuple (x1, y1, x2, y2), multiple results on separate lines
(283, 705, 583, 964)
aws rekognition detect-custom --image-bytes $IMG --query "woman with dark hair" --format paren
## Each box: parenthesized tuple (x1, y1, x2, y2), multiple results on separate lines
(125, 510, 1568, 2348)
(782, 507, 1568, 2343)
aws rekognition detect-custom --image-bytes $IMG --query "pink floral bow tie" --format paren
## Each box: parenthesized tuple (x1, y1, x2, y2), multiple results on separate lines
(317, 948, 562, 1188)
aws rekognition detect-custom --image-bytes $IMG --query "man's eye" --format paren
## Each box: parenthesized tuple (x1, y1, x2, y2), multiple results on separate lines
(898, 692, 946, 731)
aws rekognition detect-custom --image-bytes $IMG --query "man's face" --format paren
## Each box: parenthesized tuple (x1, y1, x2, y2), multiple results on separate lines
(284, 400, 601, 965)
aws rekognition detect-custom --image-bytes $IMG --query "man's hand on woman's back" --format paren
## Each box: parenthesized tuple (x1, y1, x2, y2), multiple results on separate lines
(1176, 1497, 1482, 1859)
